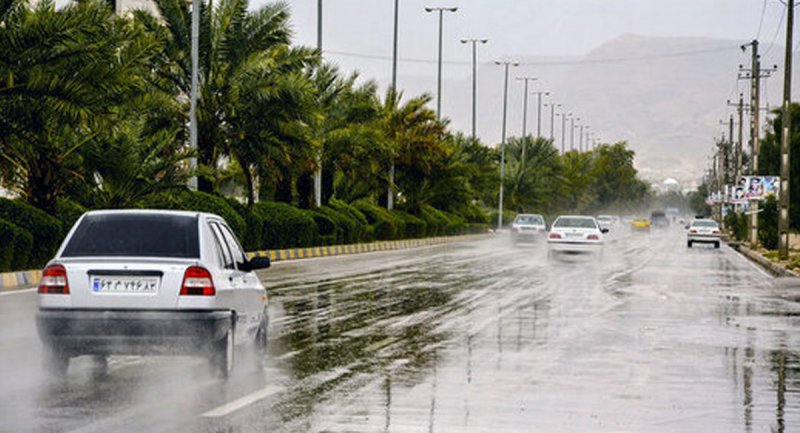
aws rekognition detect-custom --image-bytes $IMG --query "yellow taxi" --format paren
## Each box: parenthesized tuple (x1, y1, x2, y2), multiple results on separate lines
(631, 217, 651, 231)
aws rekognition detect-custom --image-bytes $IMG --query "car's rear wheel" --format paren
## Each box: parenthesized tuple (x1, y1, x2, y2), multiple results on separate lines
(43, 346, 70, 378)
(211, 320, 235, 379)
(714, 241, 720, 249)
(687, 241, 692, 248)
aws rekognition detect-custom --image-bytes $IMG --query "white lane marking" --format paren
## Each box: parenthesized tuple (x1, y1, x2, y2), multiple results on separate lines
(0, 287, 35, 297)
(728, 245, 772, 279)
(201, 385, 282, 418)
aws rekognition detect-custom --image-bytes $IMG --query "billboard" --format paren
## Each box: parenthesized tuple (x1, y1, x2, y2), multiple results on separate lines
(734, 176, 780, 201)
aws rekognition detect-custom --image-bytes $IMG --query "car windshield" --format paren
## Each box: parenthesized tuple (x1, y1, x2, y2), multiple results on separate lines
(62, 214, 200, 258)
(691, 220, 718, 228)
(553, 217, 597, 229)
(514, 215, 543, 225)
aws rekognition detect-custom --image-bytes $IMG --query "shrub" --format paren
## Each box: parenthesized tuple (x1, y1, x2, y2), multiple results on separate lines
(55, 197, 87, 233)
(10, 224, 33, 271)
(0, 199, 63, 267)
(488, 209, 518, 228)
(254, 202, 317, 249)
(460, 203, 490, 224)
(420, 204, 450, 236)
(724, 210, 748, 242)
(393, 210, 427, 238)
(442, 210, 467, 235)
(317, 206, 354, 244)
(353, 199, 402, 240)
(329, 199, 370, 242)
(758, 195, 779, 250)
(224, 197, 263, 251)
(0, 219, 16, 271)
(308, 210, 339, 246)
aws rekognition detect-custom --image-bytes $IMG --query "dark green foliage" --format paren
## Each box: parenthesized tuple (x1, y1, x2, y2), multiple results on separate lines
(254, 202, 317, 249)
(724, 210, 749, 242)
(316, 206, 356, 244)
(0, 198, 62, 267)
(353, 199, 402, 240)
(0, 219, 16, 271)
(308, 211, 338, 246)
(225, 198, 263, 251)
(10, 224, 33, 271)
(460, 203, 490, 224)
(759, 195, 779, 250)
(54, 198, 86, 233)
(488, 209, 518, 229)
(392, 210, 427, 239)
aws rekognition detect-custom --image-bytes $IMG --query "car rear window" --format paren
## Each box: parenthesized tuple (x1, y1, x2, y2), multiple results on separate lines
(692, 220, 718, 228)
(515, 215, 544, 225)
(554, 217, 597, 229)
(62, 214, 200, 258)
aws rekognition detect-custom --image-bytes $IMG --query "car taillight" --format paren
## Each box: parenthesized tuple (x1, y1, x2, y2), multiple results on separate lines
(587, 234, 600, 240)
(549, 233, 562, 239)
(712, 230, 720, 234)
(690, 229, 698, 233)
(180, 266, 215, 296)
(38, 264, 69, 294)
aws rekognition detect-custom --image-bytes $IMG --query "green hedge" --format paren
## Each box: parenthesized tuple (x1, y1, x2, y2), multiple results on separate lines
(0, 199, 63, 267)
(254, 202, 317, 249)
(759, 195, 779, 250)
(329, 199, 371, 242)
(0, 219, 16, 272)
(225, 197, 263, 251)
(139, 191, 247, 244)
(54, 198, 86, 233)
(488, 209, 518, 228)
(392, 210, 427, 238)
(316, 206, 353, 244)
(308, 210, 339, 246)
(353, 199, 403, 240)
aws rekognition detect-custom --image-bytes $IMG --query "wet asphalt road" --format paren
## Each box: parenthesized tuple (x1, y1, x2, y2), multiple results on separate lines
(2, 227, 800, 433)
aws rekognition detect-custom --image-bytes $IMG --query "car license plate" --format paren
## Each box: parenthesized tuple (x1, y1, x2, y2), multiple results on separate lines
(567, 233, 583, 238)
(92, 276, 159, 294)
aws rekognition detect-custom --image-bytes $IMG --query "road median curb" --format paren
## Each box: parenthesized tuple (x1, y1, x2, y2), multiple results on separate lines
(0, 233, 491, 293)
(728, 242, 800, 278)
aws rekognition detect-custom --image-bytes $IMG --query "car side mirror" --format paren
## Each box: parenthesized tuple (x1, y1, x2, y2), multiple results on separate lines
(684, 225, 690, 230)
(241, 256, 271, 272)
(601, 228, 609, 234)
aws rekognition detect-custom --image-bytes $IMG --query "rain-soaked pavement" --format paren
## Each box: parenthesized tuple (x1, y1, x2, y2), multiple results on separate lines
(2, 226, 800, 433)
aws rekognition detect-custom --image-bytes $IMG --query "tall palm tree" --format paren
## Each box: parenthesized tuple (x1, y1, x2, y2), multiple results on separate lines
(503, 136, 562, 213)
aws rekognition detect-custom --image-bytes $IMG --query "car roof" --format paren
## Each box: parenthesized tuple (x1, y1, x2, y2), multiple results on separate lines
(516, 213, 543, 217)
(83, 209, 218, 219)
(691, 218, 717, 224)
(555, 215, 595, 219)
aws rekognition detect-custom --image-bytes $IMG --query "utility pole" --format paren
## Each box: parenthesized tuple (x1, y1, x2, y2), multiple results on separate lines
(314, 0, 323, 207)
(729, 115, 735, 184)
(579, 124, 585, 152)
(742, 40, 761, 246)
(533, 91, 549, 137)
(461, 38, 488, 140)
(570, 117, 579, 151)
(727, 94, 745, 182)
(560, 112, 570, 154)
(779, 0, 794, 259)
(495, 60, 518, 231)
(388, 0, 399, 210)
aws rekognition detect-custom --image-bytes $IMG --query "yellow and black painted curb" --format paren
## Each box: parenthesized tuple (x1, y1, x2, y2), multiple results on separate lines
(246, 235, 483, 262)
(0, 233, 489, 292)
(0, 269, 42, 292)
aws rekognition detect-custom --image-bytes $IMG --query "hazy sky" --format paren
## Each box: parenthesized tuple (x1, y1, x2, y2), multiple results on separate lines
(256, 1, 790, 183)
(274, 0, 784, 78)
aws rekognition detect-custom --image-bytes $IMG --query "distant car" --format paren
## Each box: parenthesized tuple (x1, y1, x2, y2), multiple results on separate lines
(650, 210, 669, 228)
(631, 217, 651, 231)
(596, 215, 618, 231)
(548, 215, 607, 256)
(511, 214, 547, 243)
(36, 210, 272, 378)
(687, 218, 721, 248)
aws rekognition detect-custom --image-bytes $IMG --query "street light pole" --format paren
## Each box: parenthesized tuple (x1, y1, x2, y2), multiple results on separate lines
(570, 116, 579, 151)
(461, 38, 488, 140)
(546, 103, 560, 141)
(533, 91, 549, 137)
(388, 0, 400, 210)
(188, 0, 199, 190)
(560, 112, 570, 154)
(517, 76, 537, 164)
(495, 60, 519, 231)
(426, 6, 458, 120)
(314, 0, 323, 207)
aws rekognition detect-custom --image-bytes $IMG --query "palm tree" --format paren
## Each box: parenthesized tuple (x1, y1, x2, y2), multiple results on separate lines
(0, 0, 161, 213)
(145, 0, 318, 199)
(503, 136, 562, 213)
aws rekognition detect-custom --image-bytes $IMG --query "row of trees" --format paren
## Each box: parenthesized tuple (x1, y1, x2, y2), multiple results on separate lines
(0, 0, 652, 261)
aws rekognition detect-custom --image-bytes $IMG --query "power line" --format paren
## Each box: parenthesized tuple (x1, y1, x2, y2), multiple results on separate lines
(763, 4, 787, 57)
(324, 45, 741, 68)
(756, 0, 769, 39)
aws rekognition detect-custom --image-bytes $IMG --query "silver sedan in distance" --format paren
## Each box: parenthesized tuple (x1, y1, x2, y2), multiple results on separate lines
(511, 213, 547, 244)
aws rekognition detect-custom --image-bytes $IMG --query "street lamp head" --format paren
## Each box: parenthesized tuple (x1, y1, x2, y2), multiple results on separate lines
(447, 7, 458, 12)
(425, 7, 433, 12)
(460, 39, 468, 44)
(494, 60, 502, 66)
(480, 38, 489, 44)
(512, 61, 520, 67)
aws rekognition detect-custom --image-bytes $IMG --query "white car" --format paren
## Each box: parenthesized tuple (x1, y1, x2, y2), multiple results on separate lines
(596, 215, 618, 231)
(36, 209, 271, 378)
(548, 215, 607, 255)
(687, 219, 721, 248)
(511, 213, 547, 243)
